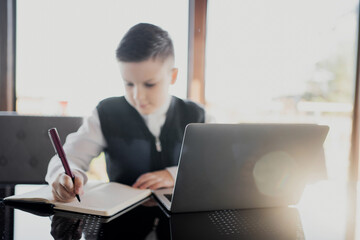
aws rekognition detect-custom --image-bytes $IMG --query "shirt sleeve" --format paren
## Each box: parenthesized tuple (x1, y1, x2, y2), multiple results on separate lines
(165, 110, 215, 181)
(45, 108, 107, 185)
(166, 166, 178, 181)
(205, 111, 216, 123)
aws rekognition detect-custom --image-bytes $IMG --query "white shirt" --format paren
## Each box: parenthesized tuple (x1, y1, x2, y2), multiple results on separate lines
(45, 96, 213, 185)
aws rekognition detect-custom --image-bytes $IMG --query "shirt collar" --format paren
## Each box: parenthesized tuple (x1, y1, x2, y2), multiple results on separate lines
(124, 95, 172, 122)
(141, 95, 172, 121)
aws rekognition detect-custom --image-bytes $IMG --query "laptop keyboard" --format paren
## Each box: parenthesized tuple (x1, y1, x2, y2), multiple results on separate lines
(164, 194, 173, 202)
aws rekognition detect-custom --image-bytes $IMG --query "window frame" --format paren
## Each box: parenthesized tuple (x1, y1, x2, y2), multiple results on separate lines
(0, 0, 16, 111)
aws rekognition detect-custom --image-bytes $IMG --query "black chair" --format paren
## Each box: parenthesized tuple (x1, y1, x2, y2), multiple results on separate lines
(0, 113, 83, 184)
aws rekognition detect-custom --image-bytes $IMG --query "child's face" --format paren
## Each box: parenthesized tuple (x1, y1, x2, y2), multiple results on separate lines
(119, 58, 177, 115)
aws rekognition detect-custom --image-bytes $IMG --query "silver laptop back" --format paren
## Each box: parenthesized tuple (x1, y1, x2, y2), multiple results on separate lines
(170, 123, 329, 213)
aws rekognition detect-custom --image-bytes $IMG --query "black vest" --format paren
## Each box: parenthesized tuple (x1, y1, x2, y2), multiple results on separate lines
(97, 96, 205, 185)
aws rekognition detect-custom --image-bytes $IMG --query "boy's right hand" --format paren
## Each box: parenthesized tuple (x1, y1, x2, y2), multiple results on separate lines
(51, 170, 84, 202)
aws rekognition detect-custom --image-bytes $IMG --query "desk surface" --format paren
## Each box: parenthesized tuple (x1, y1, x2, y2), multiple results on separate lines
(1, 181, 359, 240)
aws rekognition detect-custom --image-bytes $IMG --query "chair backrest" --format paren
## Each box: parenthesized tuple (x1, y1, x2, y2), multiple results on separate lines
(0, 114, 83, 184)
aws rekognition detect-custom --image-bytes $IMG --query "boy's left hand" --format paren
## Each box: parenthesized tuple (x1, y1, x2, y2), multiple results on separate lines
(132, 170, 174, 190)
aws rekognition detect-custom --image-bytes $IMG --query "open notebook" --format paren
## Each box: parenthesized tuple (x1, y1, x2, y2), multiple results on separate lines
(3, 181, 151, 217)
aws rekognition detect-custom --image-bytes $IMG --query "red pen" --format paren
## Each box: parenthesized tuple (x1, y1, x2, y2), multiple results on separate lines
(48, 128, 81, 202)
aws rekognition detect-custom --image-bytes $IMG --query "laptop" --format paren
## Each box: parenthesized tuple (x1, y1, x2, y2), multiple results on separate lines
(154, 123, 329, 213)
(0, 114, 83, 184)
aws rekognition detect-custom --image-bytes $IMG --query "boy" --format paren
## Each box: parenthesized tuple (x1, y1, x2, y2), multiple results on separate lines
(46, 23, 207, 202)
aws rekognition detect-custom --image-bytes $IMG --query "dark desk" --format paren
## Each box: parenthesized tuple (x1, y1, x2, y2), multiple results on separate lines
(0, 181, 358, 240)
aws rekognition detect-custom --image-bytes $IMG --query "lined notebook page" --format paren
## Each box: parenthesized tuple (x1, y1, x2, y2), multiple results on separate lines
(4, 181, 104, 203)
(4, 185, 54, 203)
(55, 182, 151, 216)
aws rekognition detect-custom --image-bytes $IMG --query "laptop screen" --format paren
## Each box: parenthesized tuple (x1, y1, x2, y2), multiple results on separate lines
(170, 123, 329, 212)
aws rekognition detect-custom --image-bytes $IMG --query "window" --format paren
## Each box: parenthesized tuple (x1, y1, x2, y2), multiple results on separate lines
(16, 0, 189, 116)
(205, 0, 358, 181)
(16, 0, 189, 181)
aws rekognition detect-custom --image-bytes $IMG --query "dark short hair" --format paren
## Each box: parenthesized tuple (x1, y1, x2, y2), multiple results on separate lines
(116, 23, 174, 62)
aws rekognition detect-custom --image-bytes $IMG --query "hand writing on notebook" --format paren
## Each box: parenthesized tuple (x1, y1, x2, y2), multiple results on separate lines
(51, 169, 172, 202)
(132, 170, 174, 190)
(51, 170, 84, 202)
